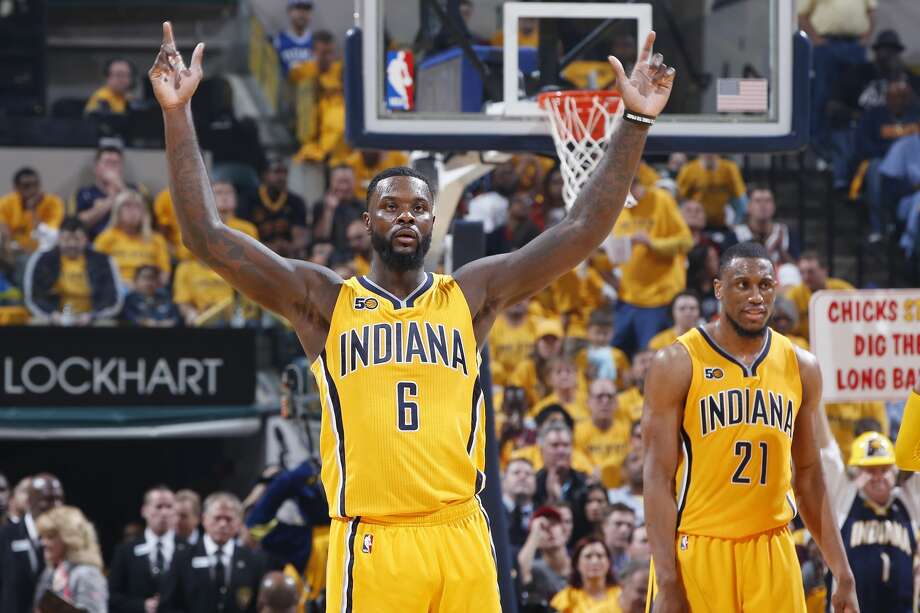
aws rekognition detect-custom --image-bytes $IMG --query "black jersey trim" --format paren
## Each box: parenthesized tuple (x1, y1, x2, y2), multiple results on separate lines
(320, 350, 347, 517)
(356, 272, 434, 310)
(344, 516, 360, 613)
(675, 427, 693, 530)
(697, 326, 772, 377)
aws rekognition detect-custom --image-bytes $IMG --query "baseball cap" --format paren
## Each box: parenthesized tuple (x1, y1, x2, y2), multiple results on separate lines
(288, 0, 314, 8)
(849, 431, 896, 467)
(873, 30, 905, 52)
(535, 318, 564, 340)
(531, 506, 563, 524)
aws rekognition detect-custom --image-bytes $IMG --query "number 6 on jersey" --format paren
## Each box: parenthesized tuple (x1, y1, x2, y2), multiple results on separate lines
(397, 381, 420, 431)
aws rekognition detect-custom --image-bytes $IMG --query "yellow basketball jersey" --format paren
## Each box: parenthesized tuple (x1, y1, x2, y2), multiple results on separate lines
(675, 327, 802, 539)
(310, 273, 485, 519)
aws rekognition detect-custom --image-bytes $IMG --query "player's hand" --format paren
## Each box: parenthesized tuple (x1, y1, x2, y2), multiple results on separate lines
(608, 31, 675, 118)
(149, 21, 205, 111)
(831, 575, 860, 612)
(651, 582, 689, 613)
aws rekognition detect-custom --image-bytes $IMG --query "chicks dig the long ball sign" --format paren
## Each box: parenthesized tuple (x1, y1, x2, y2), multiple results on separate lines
(810, 289, 920, 402)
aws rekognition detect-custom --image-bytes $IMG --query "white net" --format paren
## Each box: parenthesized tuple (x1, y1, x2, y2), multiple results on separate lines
(540, 92, 629, 209)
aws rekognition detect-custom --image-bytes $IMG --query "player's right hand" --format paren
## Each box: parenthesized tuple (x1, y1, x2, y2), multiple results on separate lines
(651, 584, 689, 613)
(831, 575, 860, 612)
(149, 21, 205, 110)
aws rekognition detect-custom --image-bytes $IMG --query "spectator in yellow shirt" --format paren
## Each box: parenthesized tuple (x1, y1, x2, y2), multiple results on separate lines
(610, 182, 693, 356)
(615, 348, 654, 427)
(23, 217, 121, 324)
(291, 31, 349, 166)
(894, 382, 920, 470)
(344, 219, 372, 277)
(825, 402, 889, 459)
(344, 150, 410, 201)
(489, 301, 538, 387)
(574, 378, 631, 489)
(173, 256, 235, 326)
(648, 291, 701, 351)
(0, 168, 64, 254)
(676, 154, 748, 227)
(785, 251, 855, 340)
(550, 537, 620, 613)
(93, 190, 170, 288)
(530, 357, 588, 421)
(573, 309, 631, 390)
(509, 317, 565, 405)
(84, 58, 134, 114)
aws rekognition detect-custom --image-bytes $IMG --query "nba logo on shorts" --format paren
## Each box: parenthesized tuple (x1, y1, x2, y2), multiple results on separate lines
(680, 536, 689, 551)
(385, 50, 414, 111)
(362, 534, 374, 554)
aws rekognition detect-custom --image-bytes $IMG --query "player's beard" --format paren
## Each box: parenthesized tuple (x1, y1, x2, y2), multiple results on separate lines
(725, 310, 768, 339)
(371, 229, 432, 272)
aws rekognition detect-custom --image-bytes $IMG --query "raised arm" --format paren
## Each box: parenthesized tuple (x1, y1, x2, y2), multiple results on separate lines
(149, 22, 339, 333)
(456, 32, 674, 327)
(642, 343, 691, 613)
(791, 347, 859, 613)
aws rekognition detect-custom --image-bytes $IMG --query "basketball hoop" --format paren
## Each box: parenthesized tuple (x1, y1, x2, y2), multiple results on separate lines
(538, 90, 636, 209)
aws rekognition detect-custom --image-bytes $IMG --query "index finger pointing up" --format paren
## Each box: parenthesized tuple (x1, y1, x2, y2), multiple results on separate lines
(163, 21, 175, 47)
(637, 30, 656, 65)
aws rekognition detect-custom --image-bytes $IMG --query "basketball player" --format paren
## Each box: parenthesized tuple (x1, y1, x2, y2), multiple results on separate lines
(149, 21, 674, 612)
(894, 381, 920, 471)
(643, 241, 859, 613)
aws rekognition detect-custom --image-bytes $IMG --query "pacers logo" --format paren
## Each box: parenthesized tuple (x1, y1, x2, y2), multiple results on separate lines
(704, 367, 724, 380)
(354, 297, 379, 310)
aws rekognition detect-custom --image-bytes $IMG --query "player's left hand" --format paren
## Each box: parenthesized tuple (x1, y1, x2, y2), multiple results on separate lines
(830, 574, 860, 612)
(608, 31, 675, 118)
(149, 21, 205, 111)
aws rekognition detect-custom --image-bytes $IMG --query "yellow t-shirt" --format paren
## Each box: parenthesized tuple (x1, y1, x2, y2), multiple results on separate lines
(895, 391, 920, 471)
(612, 187, 692, 307)
(291, 61, 350, 165)
(676, 158, 746, 226)
(508, 359, 544, 407)
(53, 255, 92, 314)
(0, 191, 65, 252)
(351, 255, 371, 277)
(93, 228, 171, 283)
(616, 386, 644, 428)
(825, 401, 889, 458)
(173, 259, 234, 312)
(154, 188, 259, 260)
(488, 315, 538, 387)
(550, 586, 622, 613)
(574, 419, 632, 488)
(785, 278, 855, 340)
(797, 0, 877, 37)
(573, 346, 631, 391)
(648, 326, 680, 351)
(343, 150, 410, 200)
(84, 86, 128, 114)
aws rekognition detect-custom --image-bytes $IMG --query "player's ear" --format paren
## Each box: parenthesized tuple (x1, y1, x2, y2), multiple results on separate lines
(713, 277, 722, 300)
(362, 210, 370, 229)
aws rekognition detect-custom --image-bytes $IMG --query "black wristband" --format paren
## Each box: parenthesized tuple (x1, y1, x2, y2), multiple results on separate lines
(623, 109, 656, 127)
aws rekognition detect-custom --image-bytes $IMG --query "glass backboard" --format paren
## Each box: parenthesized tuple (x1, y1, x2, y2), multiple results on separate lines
(344, 0, 810, 153)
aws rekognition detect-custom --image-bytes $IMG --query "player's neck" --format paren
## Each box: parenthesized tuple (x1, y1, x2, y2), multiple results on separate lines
(367, 262, 427, 300)
(710, 319, 768, 359)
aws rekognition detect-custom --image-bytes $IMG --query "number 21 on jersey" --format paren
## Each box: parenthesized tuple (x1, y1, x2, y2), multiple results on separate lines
(397, 381, 419, 431)
(732, 440, 768, 485)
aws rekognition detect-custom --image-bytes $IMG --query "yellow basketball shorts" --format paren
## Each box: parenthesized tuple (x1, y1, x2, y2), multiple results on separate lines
(326, 497, 501, 613)
(647, 526, 806, 613)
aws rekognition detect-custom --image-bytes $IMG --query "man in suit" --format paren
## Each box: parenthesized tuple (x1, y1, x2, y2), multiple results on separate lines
(109, 485, 180, 613)
(159, 492, 264, 613)
(174, 490, 202, 547)
(0, 472, 64, 613)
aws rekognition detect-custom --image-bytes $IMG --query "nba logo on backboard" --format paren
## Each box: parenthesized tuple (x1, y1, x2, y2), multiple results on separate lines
(362, 534, 373, 554)
(386, 50, 414, 111)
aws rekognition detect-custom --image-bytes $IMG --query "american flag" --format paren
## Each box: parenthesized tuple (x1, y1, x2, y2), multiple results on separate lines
(716, 78, 768, 112)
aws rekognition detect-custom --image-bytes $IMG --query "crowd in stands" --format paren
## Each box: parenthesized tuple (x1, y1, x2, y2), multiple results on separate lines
(1, 1, 918, 611)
